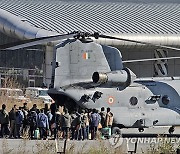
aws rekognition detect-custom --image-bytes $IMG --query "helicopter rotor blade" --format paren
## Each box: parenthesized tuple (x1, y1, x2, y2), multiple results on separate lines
(96, 33, 180, 51)
(0, 31, 78, 50)
(2, 31, 180, 51)
(122, 57, 180, 63)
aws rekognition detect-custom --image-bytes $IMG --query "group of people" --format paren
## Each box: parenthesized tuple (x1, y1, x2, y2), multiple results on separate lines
(0, 102, 114, 140)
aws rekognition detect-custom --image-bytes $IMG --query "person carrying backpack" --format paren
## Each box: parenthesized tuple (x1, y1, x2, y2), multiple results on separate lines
(28, 110, 37, 139)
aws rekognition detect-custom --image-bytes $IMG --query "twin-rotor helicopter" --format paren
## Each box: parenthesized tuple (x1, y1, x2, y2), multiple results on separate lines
(1, 31, 180, 136)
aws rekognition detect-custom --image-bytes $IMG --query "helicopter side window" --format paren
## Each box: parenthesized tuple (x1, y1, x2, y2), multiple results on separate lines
(130, 96, 138, 106)
(162, 95, 170, 105)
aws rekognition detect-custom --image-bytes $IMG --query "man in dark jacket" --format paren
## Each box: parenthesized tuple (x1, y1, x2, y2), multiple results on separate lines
(30, 104, 39, 113)
(22, 102, 29, 111)
(50, 109, 61, 139)
(9, 105, 17, 138)
(22, 103, 29, 138)
(0, 104, 9, 138)
(70, 110, 79, 140)
(44, 104, 50, 115)
(99, 107, 106, 128)
(28, 110, 37, 139)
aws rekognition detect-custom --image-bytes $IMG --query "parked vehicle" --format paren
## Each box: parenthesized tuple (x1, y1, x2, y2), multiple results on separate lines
(25, 87, 53, 104)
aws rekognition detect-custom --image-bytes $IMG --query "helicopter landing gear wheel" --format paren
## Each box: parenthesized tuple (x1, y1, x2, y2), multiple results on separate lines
(138, 128, 144, 132)
(112, 127, 122, 137)
(168, 126, 175, 134)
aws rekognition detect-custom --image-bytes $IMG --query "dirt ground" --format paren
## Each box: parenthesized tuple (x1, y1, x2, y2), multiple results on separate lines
(0, 96, 47, 112)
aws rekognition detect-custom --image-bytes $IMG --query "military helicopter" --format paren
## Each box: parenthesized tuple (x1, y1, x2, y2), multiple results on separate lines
(1, 31, 180, 136)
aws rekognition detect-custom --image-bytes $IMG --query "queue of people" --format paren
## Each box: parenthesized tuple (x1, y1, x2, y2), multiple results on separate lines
(0, 103, 114, 140)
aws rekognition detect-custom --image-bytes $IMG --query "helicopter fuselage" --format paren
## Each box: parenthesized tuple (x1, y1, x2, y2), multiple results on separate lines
(48, 77, 180, 129)
(47, 38, 180, 132)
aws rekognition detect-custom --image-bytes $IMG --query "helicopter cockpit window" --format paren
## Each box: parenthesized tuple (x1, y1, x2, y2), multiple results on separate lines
(130, 96, 138, 106)
(162, 95, 170, 105)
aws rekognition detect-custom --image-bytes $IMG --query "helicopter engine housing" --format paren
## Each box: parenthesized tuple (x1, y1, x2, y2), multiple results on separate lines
(92, 68, 136, 87)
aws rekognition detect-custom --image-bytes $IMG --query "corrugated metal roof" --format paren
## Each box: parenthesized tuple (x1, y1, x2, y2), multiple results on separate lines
(0, 0, 180, 34)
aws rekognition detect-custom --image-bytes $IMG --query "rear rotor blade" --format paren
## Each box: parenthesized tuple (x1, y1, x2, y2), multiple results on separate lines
(98, 34, 180, 51)
(0, 31, 78, 50)
(123, 57, 180, 63)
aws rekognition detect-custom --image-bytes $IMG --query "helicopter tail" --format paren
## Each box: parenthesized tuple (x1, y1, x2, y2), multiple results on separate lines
(51, 39, 124, 88)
